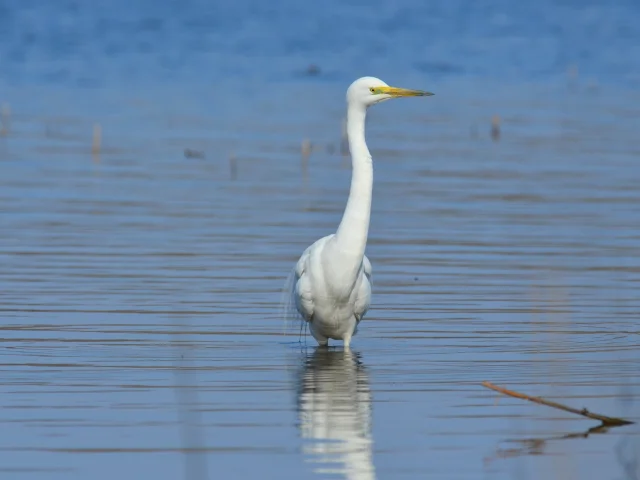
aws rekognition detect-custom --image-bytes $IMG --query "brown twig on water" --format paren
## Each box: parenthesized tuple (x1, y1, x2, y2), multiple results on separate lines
(184, 148, 205, 159)
(92, 123, 102, 154)
(482, 381, 634, 426)
(301, 138, 311, 180)
(229, 152, 237, 181)
(490, 115, 500, 142)
(1, 103, 11, 136)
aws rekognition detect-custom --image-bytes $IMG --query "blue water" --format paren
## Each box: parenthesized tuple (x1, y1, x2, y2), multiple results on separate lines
(1, 0, 639, 89)
(1, 1, 639, 480)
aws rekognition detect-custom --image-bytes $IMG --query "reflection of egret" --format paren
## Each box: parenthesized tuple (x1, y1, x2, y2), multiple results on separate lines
(297, 348, 376, 480)
(285, 77, 433, 347)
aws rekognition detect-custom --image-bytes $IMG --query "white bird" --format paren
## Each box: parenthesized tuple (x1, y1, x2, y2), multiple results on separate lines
(287, 76, 434, 348)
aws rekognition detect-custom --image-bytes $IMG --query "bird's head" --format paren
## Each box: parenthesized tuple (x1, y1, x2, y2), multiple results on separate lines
(346, 76, 434, 108)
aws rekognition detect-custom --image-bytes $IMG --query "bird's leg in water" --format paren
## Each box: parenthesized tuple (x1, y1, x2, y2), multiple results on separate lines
(309, 323, 328, 347)
(298, 316, 306, 344)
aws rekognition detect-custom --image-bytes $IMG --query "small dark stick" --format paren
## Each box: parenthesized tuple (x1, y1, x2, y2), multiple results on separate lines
(184, 148, 205, 159)
(301, 138, 311, 179)
(340, 118, 349, 168)
(0, 103, 10, 136)
(567, 64, 578, 90)
(92, 124, 101, 154)
(306, 64, 321, 76)
(301, 138, 311, 157)
(229, 152, 237, 181)
(490, 115, 500, 142)
(340, 118, 349, 154)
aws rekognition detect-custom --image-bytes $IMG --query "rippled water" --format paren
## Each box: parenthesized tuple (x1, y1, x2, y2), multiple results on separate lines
(1, 1, 640, 479)
(1, 78, 638, 479)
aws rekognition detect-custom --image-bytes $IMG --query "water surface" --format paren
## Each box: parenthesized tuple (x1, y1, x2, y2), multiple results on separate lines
(1, 1, 639, 479)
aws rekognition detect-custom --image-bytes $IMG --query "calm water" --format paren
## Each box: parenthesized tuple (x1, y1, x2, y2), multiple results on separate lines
(1, 1, 640, 479)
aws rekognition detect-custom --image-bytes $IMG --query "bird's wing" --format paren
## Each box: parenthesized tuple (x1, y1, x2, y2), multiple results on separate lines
(295, 275, 314, 322)
(293, 234, 336, 322)
(362, 255, 372, 284)
(354, 255, 372, 322)
(294, 247, 314, 322)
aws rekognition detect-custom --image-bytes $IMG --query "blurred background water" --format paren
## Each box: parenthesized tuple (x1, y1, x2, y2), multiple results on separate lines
(1, 0, 639, 479)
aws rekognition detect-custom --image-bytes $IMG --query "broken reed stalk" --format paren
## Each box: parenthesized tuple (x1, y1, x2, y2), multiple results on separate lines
(0, 103, 10, 136)
(482, 381, 634, 426)
(92, 123, 101, 154)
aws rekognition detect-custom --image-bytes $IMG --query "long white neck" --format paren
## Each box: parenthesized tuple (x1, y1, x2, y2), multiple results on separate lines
(331, 103, 372, 282)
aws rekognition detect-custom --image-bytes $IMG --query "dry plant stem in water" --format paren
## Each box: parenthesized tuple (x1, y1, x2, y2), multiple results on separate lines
(482, 381, 634, 426)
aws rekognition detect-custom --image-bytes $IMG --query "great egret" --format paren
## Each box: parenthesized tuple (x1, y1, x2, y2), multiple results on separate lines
(288, 76, 434, 347)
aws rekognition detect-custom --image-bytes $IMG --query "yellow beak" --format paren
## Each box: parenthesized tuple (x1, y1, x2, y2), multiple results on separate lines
(376, 86, 434, 97)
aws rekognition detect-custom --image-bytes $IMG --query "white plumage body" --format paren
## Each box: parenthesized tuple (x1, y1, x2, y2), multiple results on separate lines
(294, 234, 372, 346)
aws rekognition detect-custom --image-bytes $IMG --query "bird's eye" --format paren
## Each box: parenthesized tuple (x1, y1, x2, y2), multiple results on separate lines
(369, 87, 376, 94)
